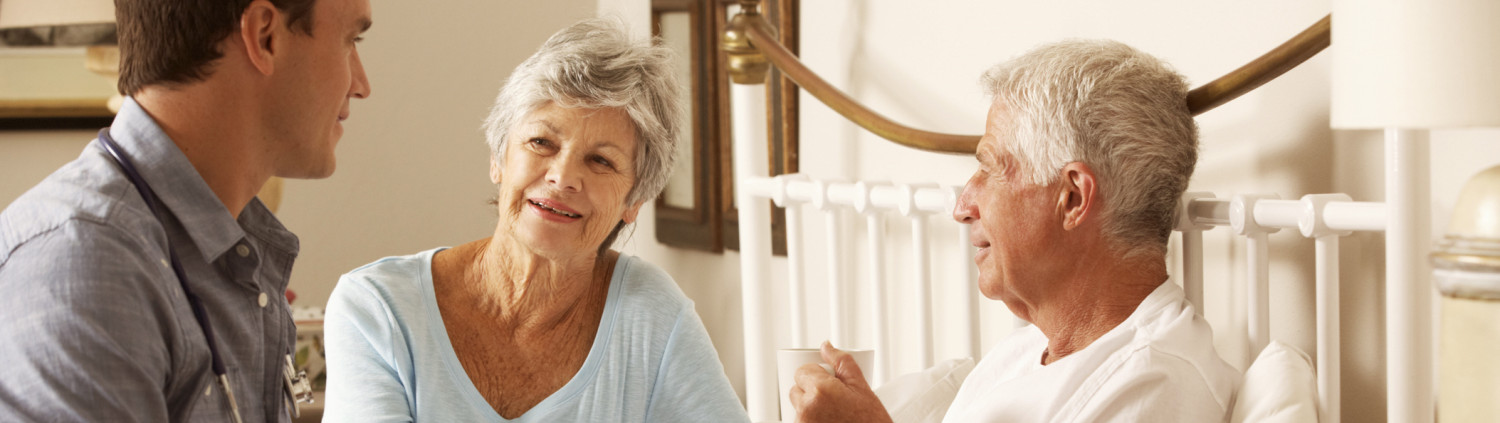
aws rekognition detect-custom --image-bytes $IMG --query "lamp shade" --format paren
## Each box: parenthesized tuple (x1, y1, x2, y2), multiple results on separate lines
(0, 0, 114, 29)
(1331, 0, 1500, 128)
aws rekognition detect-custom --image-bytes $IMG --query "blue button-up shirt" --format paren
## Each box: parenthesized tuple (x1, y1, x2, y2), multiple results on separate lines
(0, 98, 299, 422)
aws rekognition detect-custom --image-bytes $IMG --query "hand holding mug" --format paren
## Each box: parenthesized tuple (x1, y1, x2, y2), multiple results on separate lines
(785, 342, 892, 423)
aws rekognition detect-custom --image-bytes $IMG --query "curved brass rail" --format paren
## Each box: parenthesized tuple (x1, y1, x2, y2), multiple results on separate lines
(740, 14, 1331, 155)
(1187, 15, 1331, 114)
(741, 19, 981, 154)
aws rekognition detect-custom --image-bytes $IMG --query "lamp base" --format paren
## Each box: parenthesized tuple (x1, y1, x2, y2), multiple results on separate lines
(1440, 295, 1500, 421)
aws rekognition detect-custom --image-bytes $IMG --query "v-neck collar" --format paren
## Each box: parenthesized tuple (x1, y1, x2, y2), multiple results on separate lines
(421, 248, 629, 421)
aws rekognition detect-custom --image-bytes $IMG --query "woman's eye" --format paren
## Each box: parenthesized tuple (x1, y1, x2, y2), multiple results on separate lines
(591, 156, 615, 169)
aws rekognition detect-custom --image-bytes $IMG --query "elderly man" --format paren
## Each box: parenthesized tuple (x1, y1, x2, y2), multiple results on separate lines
(789, 39, 1239, 422)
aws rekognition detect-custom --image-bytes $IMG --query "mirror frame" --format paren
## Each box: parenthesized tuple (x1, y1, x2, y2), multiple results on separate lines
(653, 0, 798, 254)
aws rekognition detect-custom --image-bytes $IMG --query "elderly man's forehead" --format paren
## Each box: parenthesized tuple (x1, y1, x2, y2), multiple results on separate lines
(984, 100, 1019, 131)
(979, 106, 1012, 159)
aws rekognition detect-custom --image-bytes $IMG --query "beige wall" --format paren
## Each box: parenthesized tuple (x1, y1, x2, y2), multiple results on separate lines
(1, 130, 94, 204)
(0, 1, 597, 306)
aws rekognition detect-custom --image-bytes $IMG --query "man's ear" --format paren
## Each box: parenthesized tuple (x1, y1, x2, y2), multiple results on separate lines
(239, 0, 282, 76)
(621, 201, 645, 224)
(1057, 162, 1098, 230)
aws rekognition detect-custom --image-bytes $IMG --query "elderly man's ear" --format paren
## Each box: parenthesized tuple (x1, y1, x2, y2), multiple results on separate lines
(1057, 162, 1098, 231)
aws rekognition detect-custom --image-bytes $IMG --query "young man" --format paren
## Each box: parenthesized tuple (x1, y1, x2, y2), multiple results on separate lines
(0, 0, 371, 421)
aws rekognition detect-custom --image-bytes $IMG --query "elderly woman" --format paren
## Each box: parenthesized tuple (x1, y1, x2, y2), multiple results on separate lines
(322, 19, 748, 422)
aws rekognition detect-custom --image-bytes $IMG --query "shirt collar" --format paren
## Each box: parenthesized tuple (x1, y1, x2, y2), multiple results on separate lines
(106, 97, 253, 261)
(1127, 279, 1183, 324)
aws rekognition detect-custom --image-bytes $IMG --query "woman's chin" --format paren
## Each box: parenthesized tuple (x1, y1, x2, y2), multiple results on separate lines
(496, 214, 607, 261)
(512, 230, 594, 259)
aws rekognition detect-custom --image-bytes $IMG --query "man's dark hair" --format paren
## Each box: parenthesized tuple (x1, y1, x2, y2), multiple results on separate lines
(116, 0, 317, 96)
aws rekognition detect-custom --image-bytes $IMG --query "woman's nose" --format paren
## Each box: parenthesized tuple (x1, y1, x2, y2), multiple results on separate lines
(547, 157, 583, 192)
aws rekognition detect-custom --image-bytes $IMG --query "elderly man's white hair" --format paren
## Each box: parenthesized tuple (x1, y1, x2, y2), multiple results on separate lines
(482, 17, 684, 207)
(981, 39, 1199, 260)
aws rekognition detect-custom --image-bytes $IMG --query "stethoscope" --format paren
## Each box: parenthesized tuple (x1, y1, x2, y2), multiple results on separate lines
(96, 128, 314, 421)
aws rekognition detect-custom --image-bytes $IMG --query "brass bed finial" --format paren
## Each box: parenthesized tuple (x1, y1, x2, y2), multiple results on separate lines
(722, 3, 1332, 154)
(722, 0, 778, 85)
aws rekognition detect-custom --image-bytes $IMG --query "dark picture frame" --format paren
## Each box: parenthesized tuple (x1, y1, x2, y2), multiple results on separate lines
(651, 0, 798, 254)
(0, 31, 117, 130)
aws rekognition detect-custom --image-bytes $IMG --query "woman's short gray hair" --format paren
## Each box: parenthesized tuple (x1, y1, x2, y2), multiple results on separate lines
(981, 39, 1198, 259)
(482, 18, 684, 206)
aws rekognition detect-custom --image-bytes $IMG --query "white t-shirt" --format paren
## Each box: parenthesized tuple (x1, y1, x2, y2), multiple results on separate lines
(943, 282, 1239, 422)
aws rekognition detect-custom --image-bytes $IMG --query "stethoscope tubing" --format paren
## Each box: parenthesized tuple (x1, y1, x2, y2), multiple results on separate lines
(96, 128, 244, 423)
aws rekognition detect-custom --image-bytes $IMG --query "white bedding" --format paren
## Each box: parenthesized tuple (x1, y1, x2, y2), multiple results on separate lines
(873, 358, 975, 423)
(857, 340, 1317, 423)
(1231, 341, 1319, 423)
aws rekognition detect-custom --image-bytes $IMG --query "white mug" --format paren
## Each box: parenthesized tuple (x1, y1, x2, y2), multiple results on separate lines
(777, 347, 874, 422)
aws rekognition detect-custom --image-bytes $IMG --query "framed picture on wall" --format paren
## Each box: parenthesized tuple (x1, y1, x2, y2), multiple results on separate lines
(652, 0, 798, 255)
(0, 26, 117, 130)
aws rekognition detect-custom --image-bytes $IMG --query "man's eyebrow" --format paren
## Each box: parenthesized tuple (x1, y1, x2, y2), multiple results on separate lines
(357, 18, 372, 33)
(976, 144, 998, 163)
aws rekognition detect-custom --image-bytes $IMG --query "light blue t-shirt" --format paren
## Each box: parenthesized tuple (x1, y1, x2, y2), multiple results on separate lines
(322, 249, 749, 422)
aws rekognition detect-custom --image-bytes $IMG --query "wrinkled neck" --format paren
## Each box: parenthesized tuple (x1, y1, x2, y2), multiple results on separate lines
(1032, 253, 1165, 365)
(460, 235, 613, 332)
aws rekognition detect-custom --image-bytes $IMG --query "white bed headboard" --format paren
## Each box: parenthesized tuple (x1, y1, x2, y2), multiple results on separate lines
(720, 4, 1443, 423)
(732, 83, 1427, 423)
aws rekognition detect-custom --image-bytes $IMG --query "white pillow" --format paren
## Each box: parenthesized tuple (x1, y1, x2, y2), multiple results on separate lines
(1231, 341, 1319, 423)
(874, 358, 975, 423)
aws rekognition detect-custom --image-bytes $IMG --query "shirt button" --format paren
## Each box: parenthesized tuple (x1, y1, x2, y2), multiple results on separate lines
(235, 244, 250, 257)
(258, 292, 269, 308)
(160, 259, 169, 268)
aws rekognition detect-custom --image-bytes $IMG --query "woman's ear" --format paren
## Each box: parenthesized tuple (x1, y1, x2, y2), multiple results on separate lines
(621, 201, 645, 224)
(489, 155, 502, 184)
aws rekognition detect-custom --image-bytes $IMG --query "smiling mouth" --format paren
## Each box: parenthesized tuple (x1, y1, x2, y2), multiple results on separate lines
(529, 199, 582, 218)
